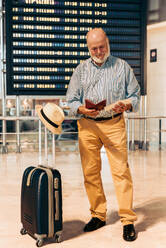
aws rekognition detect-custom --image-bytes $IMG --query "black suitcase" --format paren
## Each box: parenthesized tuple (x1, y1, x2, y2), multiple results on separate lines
(20, 165, 62, 247)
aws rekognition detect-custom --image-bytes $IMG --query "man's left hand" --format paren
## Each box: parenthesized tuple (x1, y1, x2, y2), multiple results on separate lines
(112, 102, 132, 113)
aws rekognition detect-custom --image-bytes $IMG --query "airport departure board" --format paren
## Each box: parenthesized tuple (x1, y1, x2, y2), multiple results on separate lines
(6, 0, 147, 96)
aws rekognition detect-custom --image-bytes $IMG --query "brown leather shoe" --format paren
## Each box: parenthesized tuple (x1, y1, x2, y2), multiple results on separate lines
(83, 217, 106, 232)
(123, 224, 137, 241)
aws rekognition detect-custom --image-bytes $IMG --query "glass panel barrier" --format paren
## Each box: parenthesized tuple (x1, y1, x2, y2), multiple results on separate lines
(0, 115, 166, 153)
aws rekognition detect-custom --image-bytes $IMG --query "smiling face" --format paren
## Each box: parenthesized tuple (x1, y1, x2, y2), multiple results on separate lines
(86, 28, 110, 66)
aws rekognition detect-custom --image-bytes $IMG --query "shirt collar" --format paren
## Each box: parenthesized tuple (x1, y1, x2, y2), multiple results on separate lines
(90, 56, 110, 68)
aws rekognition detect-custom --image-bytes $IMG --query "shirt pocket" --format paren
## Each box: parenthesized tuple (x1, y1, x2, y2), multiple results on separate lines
(112, 74, 125, 99)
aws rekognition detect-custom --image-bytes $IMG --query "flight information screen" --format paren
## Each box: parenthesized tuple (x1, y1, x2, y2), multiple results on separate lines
(6, 0, 147, 95)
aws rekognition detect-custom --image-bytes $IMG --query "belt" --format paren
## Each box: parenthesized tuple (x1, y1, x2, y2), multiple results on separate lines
(84, 113, 122, 121)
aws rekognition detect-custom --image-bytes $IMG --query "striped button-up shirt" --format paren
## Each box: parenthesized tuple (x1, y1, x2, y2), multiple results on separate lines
(66, 55, 140, 118)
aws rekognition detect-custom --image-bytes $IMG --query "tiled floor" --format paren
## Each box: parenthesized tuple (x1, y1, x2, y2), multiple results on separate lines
(0, 150, 166, 248)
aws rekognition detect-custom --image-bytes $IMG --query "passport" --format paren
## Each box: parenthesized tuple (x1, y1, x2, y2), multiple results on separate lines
(85, 99, 106, 110)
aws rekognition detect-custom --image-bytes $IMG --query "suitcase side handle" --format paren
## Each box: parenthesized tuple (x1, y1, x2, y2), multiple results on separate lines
(38, 164, 53, 170)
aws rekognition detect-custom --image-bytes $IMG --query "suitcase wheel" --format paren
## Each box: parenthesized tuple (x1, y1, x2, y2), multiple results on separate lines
(36, 239, 44, 247)
(55, 234, 62, 243)
(20, 227, 27, 235)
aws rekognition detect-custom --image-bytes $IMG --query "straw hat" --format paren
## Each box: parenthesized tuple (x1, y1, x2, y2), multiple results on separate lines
(35, 103, 65, 134)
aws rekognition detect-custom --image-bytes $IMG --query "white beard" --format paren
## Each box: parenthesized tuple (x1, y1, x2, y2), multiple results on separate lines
(91, 51, 110, 64)
(89, 43, 110, 64)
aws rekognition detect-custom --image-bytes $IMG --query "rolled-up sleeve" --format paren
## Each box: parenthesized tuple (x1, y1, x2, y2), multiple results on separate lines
(125, 62, 140, 112)
(66, 66, 82, 117)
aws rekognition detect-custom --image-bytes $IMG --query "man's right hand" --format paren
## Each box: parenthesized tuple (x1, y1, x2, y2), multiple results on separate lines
(77, 106, 99, 117)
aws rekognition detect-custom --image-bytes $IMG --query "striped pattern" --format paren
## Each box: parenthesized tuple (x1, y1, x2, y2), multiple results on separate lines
(66, 55, 140, 118)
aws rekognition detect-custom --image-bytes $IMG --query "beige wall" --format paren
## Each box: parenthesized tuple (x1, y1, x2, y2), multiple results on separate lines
(147, 21, 166, 116)
(147, 22, 166, 146)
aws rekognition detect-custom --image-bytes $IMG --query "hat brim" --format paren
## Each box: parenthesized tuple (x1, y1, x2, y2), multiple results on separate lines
(36, 105, 62, 134)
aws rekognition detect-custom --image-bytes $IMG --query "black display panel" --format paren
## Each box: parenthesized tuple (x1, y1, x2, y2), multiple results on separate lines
(6, 0, 147, 96)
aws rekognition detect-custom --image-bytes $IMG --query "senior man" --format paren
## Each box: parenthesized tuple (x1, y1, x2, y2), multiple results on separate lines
(66, 28, 140, 242)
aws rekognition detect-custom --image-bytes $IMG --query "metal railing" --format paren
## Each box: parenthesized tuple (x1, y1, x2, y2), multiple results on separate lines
(0, 115, 78, 154)
(127, 115, 166, 151)
(0, 115, 166, 155)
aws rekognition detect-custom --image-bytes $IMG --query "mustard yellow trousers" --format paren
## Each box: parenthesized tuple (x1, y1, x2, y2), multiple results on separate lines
(77, 115, 137, 225)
